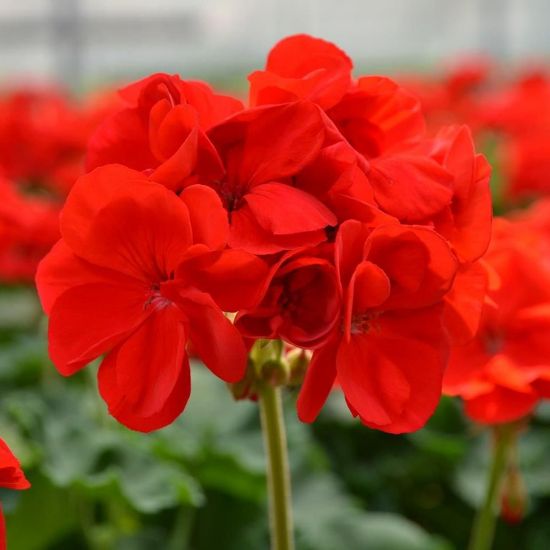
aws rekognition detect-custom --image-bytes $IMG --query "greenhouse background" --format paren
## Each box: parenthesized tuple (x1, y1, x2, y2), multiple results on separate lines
(1, 0, 550, 87)
(1, 1, 550, 550)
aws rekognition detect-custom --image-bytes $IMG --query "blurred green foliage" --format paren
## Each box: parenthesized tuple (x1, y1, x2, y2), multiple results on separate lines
(0, 287, 549, 549)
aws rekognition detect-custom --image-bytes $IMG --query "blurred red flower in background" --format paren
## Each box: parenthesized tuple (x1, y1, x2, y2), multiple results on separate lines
(0, 176, 59, 282)
(478, 72, 550, 201)
(444, 218, 550, 424)
(399, 58, 491, 133)
(0, 86, 120, 283)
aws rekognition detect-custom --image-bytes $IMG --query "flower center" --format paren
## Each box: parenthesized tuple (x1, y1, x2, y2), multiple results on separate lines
(484, 330, 504, 355)
(350, 312, 380, 335)
(217, 183, 245, 214)
(144, 283, 172, 311)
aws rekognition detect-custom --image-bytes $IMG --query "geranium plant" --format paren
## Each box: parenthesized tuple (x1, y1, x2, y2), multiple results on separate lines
(35, 35, 492, 550)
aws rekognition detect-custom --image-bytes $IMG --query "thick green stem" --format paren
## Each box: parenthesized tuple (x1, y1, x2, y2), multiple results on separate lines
(468, 424, 515, 550)
(258, 384, 295, 550)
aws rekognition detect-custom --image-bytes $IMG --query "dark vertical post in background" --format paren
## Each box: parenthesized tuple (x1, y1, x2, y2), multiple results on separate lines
(51, 0, 83, 90)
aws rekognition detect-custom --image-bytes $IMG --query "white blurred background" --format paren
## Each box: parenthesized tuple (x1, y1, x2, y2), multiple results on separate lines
(0, 0, 548, 89)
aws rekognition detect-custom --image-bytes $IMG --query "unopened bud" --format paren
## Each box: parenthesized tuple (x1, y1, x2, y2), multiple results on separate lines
(229, 361, 257, 401)
(287, 348, 311, 386)
(259, 359, 290, 387)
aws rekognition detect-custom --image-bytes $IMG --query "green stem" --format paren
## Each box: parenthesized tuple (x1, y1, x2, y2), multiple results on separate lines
(468, 424, 515, 550)
(258, 384, 295, 550)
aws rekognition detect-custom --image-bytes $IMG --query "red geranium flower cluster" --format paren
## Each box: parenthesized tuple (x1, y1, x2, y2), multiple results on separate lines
(36, 35, 492, 434)
(0, 86, 119, 282)
(444, 215, 550, 424)
(0, 438, 29, 550)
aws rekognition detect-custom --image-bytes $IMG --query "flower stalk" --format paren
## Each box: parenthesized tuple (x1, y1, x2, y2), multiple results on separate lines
(258, 382, 295, 550)
(468, 423, 516, 550)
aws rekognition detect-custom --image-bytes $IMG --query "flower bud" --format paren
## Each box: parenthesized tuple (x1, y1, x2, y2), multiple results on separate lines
(287, 348, 311, 386)
(259, 359, 290, 387)
(229, 361, 258, 401)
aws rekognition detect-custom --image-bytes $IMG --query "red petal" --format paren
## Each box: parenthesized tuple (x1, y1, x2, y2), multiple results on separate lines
(443, 336, 493, 396)
(117, 72, 182, 105)
(249, 34, 352, 110)
(0, 438, 30, 490)
(344, 262, 390, 337)
(36, 240, 132, 315)
(61, 165, 163, 252)
(151, 131, 198, 190)
(180, 184, 229, 249)
(244, 182, 336, 235)
(229, 203, 329, 254)
(265, 35, 352, 78)
(179, 80, 244, 129)
(208, 102, 326, 187)
(62, 167, 193, 281)
(335, 220, 373, 289)
(430, 126, 492, 262)
(176, 290, 247, 383)
(297, 336, 339, 422)
(86, 109, 157, 172)
(366, 224, 458, 309)
(338, 335, 410, 426)
(369, 155, 454, 222)
(450, 154, 492, 262)
(337, 307, 447, 433)
(175, 248, 269, 311)
(443, 261, 488, 344)
(327, 76, 425, 157)
(98, 306, 190, 432)
(465, 386, 538, 425)
(48, 282, 149, 375)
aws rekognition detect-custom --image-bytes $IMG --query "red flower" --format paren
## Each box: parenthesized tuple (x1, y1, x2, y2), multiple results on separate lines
(0, 87, 78, 185)
(510, 198, 550, 270)
(398, 58, 490, 133)
(0, 85, 110, 195)
(0, 176, 60, 283)
(0, 437, 30, 550)
(86, 73, 243, 191)
(443, 219, 550, 424)
(36, 165, 268, 431)
(478, 72, 550, 200)
(501, 136, 550, 199)
(297, 220, 458, 433)
(236, 245, 341, 349)
(33, 35, 494, 440)
(204, 102, 339, 253)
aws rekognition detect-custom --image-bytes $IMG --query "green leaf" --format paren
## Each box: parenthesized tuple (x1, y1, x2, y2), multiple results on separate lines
(118, 452, 204, 513)
(6, 473, 78, 550)
(294, 476, 449, 550)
